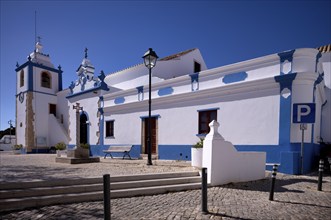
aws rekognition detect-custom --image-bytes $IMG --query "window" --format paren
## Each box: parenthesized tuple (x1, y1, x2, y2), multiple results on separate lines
(194, 61, 201, 73)
(20, 70, 24, 87)
(198, 109, 217, 134)
(106, 120, 114, 137)
(49, 104, 56, 117)
(41, 72, 51, 88)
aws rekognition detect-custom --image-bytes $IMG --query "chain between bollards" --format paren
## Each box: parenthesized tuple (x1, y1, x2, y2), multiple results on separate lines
(201, 167, 208, 214)
(318, 159, 324, 191)
(269, 164, 278, 201)
(103, 174, 111, 220)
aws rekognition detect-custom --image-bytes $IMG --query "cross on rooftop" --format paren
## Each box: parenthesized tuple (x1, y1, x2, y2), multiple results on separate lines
(85, 48, 88, 59)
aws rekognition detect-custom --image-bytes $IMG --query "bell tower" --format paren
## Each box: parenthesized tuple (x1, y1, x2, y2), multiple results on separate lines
(15, 40, 63, 153)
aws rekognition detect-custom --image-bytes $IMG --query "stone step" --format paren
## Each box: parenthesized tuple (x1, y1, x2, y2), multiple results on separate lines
(0, 183, 202, 212)
(0, 172, 201, 212)
(0, 176, 200, 199)
(0, 171, 199, 190)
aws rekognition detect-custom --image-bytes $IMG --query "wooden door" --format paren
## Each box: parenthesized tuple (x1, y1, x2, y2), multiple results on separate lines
(144, 118, 157, 154)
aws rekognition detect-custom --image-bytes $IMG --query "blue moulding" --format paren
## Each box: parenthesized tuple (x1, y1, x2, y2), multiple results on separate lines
(114, 97, 125, 104)
(222, 72, 248, 84)
(158, 145, 192, 161)
(158, 87, 174, 96)
(278, 50, 295, 63)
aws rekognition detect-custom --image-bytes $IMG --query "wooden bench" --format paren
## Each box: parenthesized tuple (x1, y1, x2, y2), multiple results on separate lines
(103, 145, 133, 159)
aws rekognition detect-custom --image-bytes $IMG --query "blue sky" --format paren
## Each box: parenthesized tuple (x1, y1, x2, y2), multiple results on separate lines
(0, 0, 330, 130)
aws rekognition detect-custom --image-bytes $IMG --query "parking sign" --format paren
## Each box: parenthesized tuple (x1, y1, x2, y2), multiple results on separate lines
(293, 103, 316, 123)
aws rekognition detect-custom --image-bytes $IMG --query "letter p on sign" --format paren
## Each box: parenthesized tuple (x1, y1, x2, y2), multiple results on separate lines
(293, 103, 316, 123)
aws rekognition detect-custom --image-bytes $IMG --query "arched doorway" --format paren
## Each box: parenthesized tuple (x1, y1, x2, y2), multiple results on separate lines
(80, 113, 88, 144)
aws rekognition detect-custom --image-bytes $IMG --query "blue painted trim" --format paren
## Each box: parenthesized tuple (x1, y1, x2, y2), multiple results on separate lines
(197, 107, 220, 112)
(158, 87, 174, 96)
(274, 73, 296, 147)
(140, 114, 160, 119)
(157, 87, 174, 96)
(15, 61, 30, 72)
(136, 86, 144, 93)
(114, 97, 125, 104)
(58, 71, 63, 91)
(278, 50, 295, 63)
(189, 72, 199, 83)
(66, 86, 103, 98)
(16, 90, 56, 97)
(98, 95, 105, 146)
(28, 63, 33, 91)
(15, 60, 62, 74)
(222, 72, 248, 84)
(196, 134, 206, 138)
(158, 145, 192, 161)
(274, 73, 297, 92)
(315, 52, 322, 72)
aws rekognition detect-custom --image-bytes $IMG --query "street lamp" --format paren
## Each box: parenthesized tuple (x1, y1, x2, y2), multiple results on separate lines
(142, 48, 158, 165)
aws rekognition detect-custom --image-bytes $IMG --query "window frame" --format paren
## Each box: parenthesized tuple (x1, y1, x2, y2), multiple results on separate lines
(41, 71, 51, 89)
(198, 108, 218, 135)
(105, 120, 115, 138)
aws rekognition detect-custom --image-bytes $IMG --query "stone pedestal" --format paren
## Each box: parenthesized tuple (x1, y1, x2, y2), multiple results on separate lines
(56, 147, 100, 164)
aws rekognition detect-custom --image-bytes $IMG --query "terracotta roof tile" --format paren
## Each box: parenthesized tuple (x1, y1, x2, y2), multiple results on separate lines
(317, 44, 331, 53)
(159, 48, 197, 61)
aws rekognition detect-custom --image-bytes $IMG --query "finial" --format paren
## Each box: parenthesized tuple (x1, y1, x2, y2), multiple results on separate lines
(84, 48, 88, 59)
(37, 36, 42, 43)
(58, 65, 62, 71)
(16, 62, 19, 68)
(28, 55, 31, 61)
(98, 70, 105, 82)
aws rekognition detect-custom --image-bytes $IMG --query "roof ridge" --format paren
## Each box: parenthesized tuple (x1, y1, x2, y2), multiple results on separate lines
(105, 48, 198, 78)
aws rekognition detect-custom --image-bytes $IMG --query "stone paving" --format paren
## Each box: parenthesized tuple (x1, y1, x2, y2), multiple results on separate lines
(1, 153, 331, 219)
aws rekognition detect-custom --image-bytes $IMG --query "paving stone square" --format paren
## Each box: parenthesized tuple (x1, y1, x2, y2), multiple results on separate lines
(1, 153, 330, 219)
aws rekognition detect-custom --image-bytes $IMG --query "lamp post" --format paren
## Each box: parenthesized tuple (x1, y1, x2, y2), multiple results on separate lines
(142, 48, 158, 166)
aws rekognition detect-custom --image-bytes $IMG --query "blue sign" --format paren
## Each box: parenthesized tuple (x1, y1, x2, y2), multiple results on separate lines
(293, 103, 315, 123)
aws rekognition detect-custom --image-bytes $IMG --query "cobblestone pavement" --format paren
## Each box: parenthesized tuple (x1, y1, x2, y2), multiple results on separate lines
(1, 153, 331, 219)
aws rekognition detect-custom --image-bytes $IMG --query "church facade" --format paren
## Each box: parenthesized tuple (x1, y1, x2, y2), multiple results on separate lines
(15, 42, 331, 174)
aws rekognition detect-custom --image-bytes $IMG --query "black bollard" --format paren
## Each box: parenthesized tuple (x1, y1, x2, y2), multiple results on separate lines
(318, 159, 324, 191)
(269, 164, 278, 201)
(201, 167, 208, 214)
(103, 174, 111, 220)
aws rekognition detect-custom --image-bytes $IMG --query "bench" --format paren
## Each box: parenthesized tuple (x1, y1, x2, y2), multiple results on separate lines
(103, 145, 133, 159)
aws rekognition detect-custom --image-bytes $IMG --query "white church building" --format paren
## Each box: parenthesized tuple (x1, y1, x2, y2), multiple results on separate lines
(15, 42, 331, 174)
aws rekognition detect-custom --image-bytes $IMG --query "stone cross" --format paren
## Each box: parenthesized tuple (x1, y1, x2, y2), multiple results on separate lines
(73, 103, 83, 148)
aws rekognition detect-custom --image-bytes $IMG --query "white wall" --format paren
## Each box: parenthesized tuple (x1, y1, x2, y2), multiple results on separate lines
(320, 52, 331, 143)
